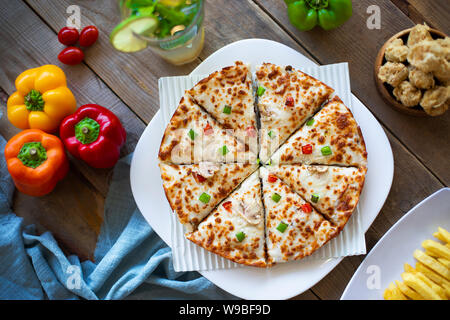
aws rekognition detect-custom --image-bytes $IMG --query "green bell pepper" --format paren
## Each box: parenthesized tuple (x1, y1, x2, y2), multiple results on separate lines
(285, 0, 352, 31)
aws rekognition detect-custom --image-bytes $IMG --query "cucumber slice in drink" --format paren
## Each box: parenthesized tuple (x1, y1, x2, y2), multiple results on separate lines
(110, 15, 158, 53)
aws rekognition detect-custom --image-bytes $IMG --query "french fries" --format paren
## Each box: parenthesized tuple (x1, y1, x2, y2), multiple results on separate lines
(437, 258, 450, 269)
(422, 239, 450, 260)
(384, 282, 407, 300)
(437, 227, 450, 243)
(383, 227, 450, 300)
(401, 272, 443, 300)
(395, 280, 424, 300)
(415, 261, 450, 287)
(413, 250, 450, 280)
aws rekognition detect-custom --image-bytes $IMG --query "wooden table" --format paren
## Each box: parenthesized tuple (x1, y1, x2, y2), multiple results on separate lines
(0, 0, 448, 300)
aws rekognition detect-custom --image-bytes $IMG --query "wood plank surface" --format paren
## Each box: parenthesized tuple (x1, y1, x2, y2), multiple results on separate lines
(0, 0, 146, 261)
(394, 0, 450, 31)
(255, 0, 450, 185)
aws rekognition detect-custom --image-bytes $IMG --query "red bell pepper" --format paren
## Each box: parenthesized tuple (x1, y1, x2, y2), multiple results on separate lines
(59, 104, 126, 168)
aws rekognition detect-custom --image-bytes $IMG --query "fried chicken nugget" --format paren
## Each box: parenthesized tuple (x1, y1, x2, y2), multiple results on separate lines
(385, 38, 409, 62)
(409, 66, 435, 89)
(420, 86, 449, 116)
(393, 80, 422, 107)
(435, 37, 450, 60)
(407, 24, 433, 47)
(408, 40, 446, 73)
(433, 59, 450, 83)
(378, 62, 409, 87)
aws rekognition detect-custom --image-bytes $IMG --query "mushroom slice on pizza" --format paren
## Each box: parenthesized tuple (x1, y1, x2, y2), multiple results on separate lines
(186, 170, 266, 267)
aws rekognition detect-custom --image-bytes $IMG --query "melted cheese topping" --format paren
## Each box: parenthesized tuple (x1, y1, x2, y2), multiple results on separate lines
(271, 97, 368, 167)
(260, 167, 338, 264)
(267, 165, 367, 230)
(160, 162, 257, 232)
(188, 62, 258, 154)
(186, 171, 266, 267)
(256, 63, 334, 162)
(159, 93, 257, 164)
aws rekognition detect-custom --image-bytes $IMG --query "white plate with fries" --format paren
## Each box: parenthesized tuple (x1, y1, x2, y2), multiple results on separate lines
(341, 188, 450, 300)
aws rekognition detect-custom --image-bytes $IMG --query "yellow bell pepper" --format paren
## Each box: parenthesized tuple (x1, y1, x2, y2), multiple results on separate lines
(7, 65, 77, 133)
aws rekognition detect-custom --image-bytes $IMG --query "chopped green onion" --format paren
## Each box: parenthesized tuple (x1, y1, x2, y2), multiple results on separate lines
(220, 145, 229, 156)
(266, 159, 272, 166)
(236, 231, 246, 242)
(223, 105, 232, 114)
(256, 158, 260, 165)
(268, 130, 274, 138)
(321, 146, 332, 156)
(256, 86, 266, 97)
(311, 194, 320, 203)
(199, 192, 211, 204)
(276, 222, 288, 233)
(188, 129, 196, 140)
(271, 193, 281, 203)
(306, 118, 315, 126)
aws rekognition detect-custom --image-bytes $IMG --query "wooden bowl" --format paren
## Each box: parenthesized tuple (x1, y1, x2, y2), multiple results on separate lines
(374, 27, 448, 117)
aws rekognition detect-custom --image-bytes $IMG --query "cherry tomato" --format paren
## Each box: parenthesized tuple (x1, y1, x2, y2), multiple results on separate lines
(57, 27, 79, 45)
(79, 25, 99, 47)
(58, 46, 84, 65)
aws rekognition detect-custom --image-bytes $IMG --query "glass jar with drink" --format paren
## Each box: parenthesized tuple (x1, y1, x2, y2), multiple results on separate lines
(111, 0, 205, 65)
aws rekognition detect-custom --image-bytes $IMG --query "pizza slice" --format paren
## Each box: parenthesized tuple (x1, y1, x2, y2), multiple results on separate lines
(158, 93, 257, 164)
(270, 96, 368, 167)
(256, 63, 334, 163)
(260, 167, 339, 264)
(188, 61, 258, 153)
(186, 170, 266, 267)
(160, 162, 258, 232)
(267, 164, 367, 230)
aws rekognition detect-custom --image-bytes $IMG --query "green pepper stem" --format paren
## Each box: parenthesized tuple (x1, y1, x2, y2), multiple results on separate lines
(29, 148, 37, 157)
(306, 0, 328, 9)
(75, 117, 100, 145)
(17, 142, 47, 168)
(24, 89, 45, 112)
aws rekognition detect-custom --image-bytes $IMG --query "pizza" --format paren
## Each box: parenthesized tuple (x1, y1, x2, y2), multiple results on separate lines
(188, 61, 258, 153)
(159, 93, 257, 164)
(266, 164, 367, 231)
(160, 162, 257, 232)
(158, 61, 368, 268)
(270, 96, 368, 167)
(255, 63, 334, 163)
(260, 167, 339, 264)
(186, 171, 266, 267)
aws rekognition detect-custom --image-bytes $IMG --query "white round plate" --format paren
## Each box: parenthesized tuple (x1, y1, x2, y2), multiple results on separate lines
(130, 39, 394, 300)
(341, 187, 450, 300)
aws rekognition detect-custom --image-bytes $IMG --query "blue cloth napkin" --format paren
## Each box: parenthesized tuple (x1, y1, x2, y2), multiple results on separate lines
(0, 117, 236, 300)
